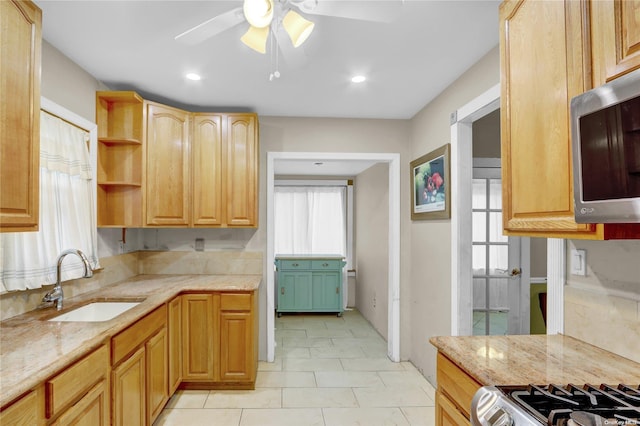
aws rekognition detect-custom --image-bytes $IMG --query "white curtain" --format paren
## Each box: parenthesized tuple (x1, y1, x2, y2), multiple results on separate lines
(0, 111, 100, 293)
(274, 186, 346, 256)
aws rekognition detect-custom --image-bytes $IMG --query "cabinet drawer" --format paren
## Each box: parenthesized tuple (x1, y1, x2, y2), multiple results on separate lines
(279, 260, 311, 270)
(436, 353, 481, 418)
(45, 344, 108, 419)
(311, 260, 343, 270)
(112, 305, 166, 365)
(221, 293, 252, 311)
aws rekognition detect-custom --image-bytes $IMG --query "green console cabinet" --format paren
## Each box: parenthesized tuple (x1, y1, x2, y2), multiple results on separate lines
(275, 255, 346, 317)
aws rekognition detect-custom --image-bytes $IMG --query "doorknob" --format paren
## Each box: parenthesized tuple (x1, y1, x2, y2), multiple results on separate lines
(509, 267, 522, 277)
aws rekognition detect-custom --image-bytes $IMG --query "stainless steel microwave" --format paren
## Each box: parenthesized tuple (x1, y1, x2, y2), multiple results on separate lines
(570, 68, 640, 223)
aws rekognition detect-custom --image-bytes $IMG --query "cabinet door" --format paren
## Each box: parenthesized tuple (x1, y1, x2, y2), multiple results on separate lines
(51, 380, 109, 426)
(168, 296, 182, 394)
(279, 272, 312, 310)
(219, 311, 253, 382)
(435, 390, 470, 426)
(224, 114, 258, 227)
(192, 114, 223, 226)
(0, 0, 41, 232)
(591, 0, 640, 84)
(146, 103, 190, 226)
(182, 294, 216, 380)
(147, 329, 168, 424)
(312, 272, 341, 310)
(112, 346, 145, 426)
(500, 0, 595, 237)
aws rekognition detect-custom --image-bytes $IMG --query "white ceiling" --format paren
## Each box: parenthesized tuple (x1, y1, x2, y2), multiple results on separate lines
(274, 158, 380, 176)
(35, 0, 500, 120)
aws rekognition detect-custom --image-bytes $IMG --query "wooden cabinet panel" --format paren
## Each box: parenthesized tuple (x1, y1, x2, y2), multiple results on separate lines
(168, 296, 182, 395)
(51, 380, 109, 426)
(146, 103, 190, 226)
(111, 305, 166, 365)
(591, 0, 640, 84)
(182, 294, 216, 380)
(146, 329, 168, 424)
(192, 114, 223, 226)
(219, 311, 253, 382)
(311, 273, 341, 310)
(0, 0, 41, 232)
(224, 114, 258, 227)
(46, 344, 108, 419)
(0, 388, 42, 425)
(436, 353, 481, 419)
(436, 390, 471, 426)
(112, 346, 145, 426)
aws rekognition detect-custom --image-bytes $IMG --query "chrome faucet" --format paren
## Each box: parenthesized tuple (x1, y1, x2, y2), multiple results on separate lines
(42, 249, 94, 310)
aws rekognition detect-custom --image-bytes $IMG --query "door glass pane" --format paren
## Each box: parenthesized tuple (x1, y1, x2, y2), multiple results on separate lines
(472, 179, 486, 209)
(472, 245, 486, 274)
(489, 278, 509, 309)
(489, 311, 508, 335)
(473, 311, 486, 336)
(473, 278, 486, 309)
(489, 179, 502, 209)
(489, 245, 508, 274)
(489, 212, 507, 242)
(473, 212, 487, 242)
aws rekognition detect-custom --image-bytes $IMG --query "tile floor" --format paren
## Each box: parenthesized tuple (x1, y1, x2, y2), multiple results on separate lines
(155, 309, 436, 426)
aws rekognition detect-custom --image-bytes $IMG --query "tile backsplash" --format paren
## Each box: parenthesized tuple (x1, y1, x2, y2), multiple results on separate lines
(0, 250, 263, 321)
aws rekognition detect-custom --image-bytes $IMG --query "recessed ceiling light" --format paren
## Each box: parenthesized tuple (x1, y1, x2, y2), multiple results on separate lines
(186, 73, 201, 81)
(351, 75, 366, 83)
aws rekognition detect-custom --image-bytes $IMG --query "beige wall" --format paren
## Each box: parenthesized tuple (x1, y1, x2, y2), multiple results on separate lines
(408, 46, 500, 384)
(354, 163, 390, 339)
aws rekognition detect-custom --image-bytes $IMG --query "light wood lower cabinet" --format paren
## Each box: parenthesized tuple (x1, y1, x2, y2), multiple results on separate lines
(0, 387, 43, 425)
(181, 291, 257, 389)
(435, 353, 482, 426)
(168, 296, 183, 395)
(111, 305, 167, 426)
(51, 379, 109, 426)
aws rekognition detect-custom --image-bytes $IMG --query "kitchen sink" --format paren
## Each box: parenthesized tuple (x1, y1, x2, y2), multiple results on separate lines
(48, 302, 140, 322)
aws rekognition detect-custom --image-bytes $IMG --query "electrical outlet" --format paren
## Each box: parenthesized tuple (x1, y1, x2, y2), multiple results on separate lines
(373, 292, 376, 308)
(195, 238, 205, 251)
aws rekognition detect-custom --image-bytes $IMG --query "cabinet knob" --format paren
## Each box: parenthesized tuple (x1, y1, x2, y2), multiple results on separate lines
(322, 263, 329, 267)
(292, 263, 299, 267)
(336, 287, 339, 294)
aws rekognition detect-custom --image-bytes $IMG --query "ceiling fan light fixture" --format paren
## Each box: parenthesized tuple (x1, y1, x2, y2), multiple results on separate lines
(241, 25, 269, 54)
(282, 10, 315, 47)
(243, 0, 274, 28)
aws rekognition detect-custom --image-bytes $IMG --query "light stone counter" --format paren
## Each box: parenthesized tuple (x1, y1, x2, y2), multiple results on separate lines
(0, 274, 261, 408)
(429, 334, 640, 385)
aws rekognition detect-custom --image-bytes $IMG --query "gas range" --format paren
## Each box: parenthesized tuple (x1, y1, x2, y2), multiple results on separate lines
(471, 384, 640, 426)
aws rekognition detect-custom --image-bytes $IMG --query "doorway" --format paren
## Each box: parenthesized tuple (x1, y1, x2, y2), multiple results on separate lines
(450, 84, 564, 336)
(266, 152, 401, 362)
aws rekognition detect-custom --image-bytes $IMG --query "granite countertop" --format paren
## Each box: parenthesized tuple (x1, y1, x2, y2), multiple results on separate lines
(430, 334, 640, 385)
(0, 274, 261, 408)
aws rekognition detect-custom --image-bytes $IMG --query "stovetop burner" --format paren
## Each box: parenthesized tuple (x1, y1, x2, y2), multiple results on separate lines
(502, 384, 640, 426)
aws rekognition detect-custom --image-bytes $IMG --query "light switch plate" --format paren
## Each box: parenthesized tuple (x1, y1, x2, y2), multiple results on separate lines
(571, 249, 586, 276)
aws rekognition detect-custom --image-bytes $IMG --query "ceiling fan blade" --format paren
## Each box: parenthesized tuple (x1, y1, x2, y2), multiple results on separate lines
(175, 7, 245, 45)
(291, 0, 403, 23)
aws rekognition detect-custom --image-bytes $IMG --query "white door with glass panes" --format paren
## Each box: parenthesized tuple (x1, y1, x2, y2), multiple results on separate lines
(472, 165, 530, 335)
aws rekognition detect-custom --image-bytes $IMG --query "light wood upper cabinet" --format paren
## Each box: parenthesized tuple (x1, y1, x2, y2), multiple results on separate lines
(499, 0, 640, 239)
(225, 114, 259, 227)
(146, 103, 191, 226)
(192, 114, 224, 226)
(591, 0, 640, 85)
(0, 0, 41, 232)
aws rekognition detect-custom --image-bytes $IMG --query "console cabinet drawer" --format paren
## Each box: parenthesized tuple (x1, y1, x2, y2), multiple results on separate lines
(279, 260, 311, 270)
(45, 344, 108, 419)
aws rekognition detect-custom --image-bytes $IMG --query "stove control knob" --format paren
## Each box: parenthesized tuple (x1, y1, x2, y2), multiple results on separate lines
(487, 408, 514, 426)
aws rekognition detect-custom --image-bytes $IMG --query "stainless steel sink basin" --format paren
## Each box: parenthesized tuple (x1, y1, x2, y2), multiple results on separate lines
(48, 302, 140, 322)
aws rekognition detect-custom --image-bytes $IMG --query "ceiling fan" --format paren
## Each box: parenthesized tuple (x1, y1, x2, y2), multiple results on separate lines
(174, 0, 401, 56)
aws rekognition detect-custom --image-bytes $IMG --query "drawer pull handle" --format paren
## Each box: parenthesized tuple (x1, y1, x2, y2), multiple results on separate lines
(322, 263, 329, 267)
(281, 287, 285, 295)
(336, 287, 339, 294)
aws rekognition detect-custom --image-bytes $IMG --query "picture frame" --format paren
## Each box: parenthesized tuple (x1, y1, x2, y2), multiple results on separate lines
(410, 143, 451, 220)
